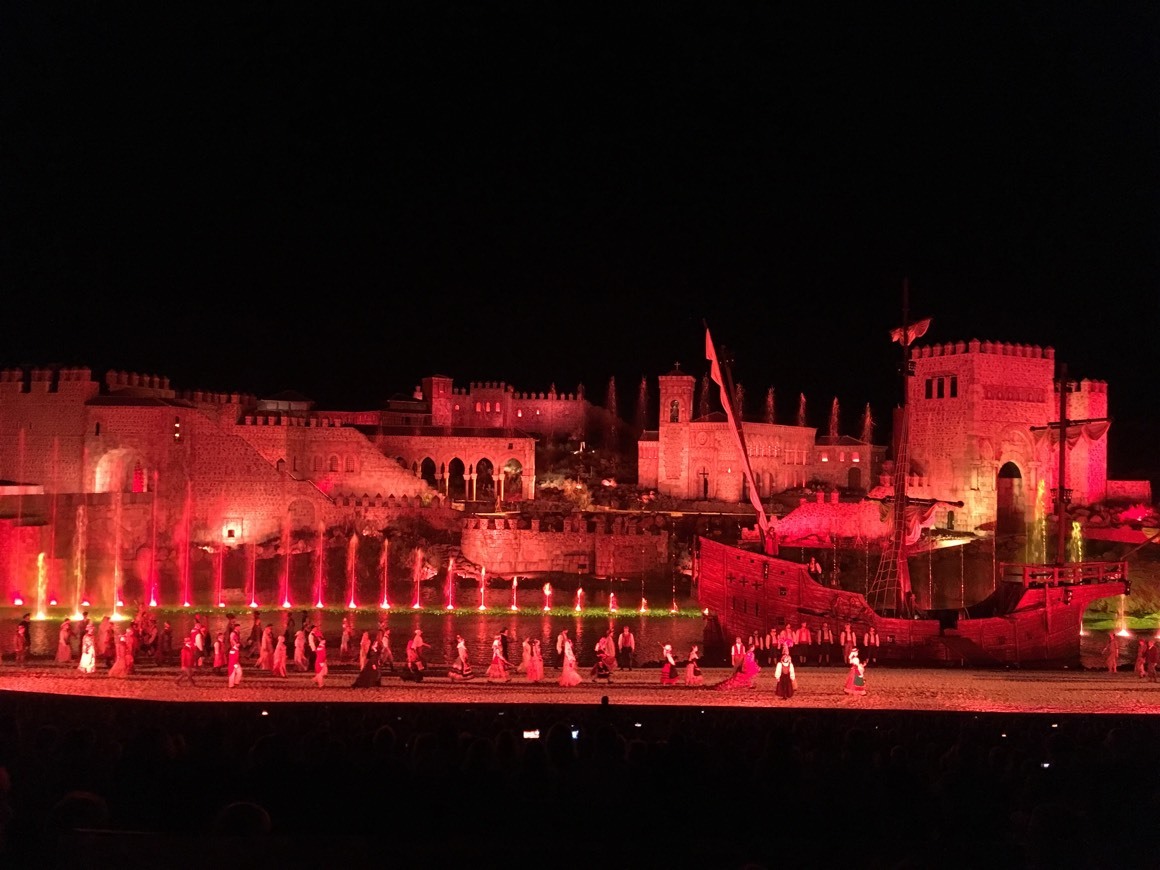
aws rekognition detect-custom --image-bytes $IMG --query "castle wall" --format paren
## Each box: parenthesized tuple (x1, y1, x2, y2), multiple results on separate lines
(908, 341, 1109, 532)
(374, 431, 536, 500)
(459, 515, 668, 577)
(235, 415, 432, 501)
(439, 381, 589, 440)
(0, 368, 98, 492)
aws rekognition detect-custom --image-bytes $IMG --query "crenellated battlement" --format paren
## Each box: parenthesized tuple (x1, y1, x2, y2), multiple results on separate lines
(449, 383, 585, 401)
(914, 340, 1055, 360)
(176, 389, 257, 406)
(1058, 379, 1108, 394)
(239, 415, 344, 427)
(0, 366, 98, 394)
(332, 493, 433, 509)
(105, 370, 173, 391)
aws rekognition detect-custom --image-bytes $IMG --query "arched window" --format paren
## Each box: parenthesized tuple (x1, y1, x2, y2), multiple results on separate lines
(329, 455, 339, 472)
(345, 456, 356, 472)
(669, 400, 680, 423)
(313, 455, 322, 471)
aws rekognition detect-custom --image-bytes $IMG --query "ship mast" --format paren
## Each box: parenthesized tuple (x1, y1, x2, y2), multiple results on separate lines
(1030, 364, 1110, 565)
(867, 279, 921, 617)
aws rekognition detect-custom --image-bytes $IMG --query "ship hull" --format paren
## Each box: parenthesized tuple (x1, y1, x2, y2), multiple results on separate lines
(696, 537, 1127, 667)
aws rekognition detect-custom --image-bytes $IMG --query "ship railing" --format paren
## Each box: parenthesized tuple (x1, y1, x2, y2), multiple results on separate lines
(998, 561, 1128, 588)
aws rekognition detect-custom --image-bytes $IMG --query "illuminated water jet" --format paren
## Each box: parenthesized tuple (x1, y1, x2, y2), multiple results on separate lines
(379, 536, 390, 609)
(346, 531, 358, 609)
(412, 548, 423, 609)
(35, 552, 47, 620)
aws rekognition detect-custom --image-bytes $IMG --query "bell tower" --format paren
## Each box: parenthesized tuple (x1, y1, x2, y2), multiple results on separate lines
(658, 364, 695, 428)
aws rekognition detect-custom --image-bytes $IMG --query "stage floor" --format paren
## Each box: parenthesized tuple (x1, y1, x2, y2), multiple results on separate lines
(3, 661, 1160, 714)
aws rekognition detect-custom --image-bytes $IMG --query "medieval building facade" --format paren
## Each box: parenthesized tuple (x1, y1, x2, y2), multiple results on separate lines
(0, 366, 574, 604)
(636, 368, 887, 503)
(906, 339, 1115, 533)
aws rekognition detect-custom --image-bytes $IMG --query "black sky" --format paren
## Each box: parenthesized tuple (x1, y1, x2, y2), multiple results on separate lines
(2, 4, 1157, 486)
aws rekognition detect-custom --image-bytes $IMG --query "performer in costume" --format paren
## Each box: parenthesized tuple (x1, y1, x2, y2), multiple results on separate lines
(448, 634, 474, 681)
(617, 626, 635, 670)
(517, 635, 532, 674)
(713, 644, 760, 690)
(840, 623, 857, 665)
(685, 644, 703, 686)
(862, 626, 881, 666)
(359, 631, 371, 672)
(844, 648, 867, 696)
(486, 635, 514, 682)
(558, 636, 582, 687)
(403, 629, 430, 682)
(774, 652, 796, 700)
(293, 628, 308, 671)
(227, 640, 243, 688)
(213, 633, 226, 674)
(340, 615, 354, 663)
(378, 628, 396, 672)
(817, 623, 835, 666)
(271, 635, 288, 677)
(13, 624, 27, 666)
(595, 629, 618, 671)
(77, 625, 96, 674)
(108, 632, 129, 678)
(351, 639, 382, 687)
(258, 624, 274, 670)
(730, 636, 745, 668)
(795, 622, 813, 666)
(526, 638, 544, 683)
(176, 637, 197, 686)
(56, 619, 75, 662)
(313, 637, 328, 687)
(660, 644, 679, 685)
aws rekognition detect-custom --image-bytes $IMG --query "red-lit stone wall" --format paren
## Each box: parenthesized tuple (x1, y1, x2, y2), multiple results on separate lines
(908, 340, 1110, 532)
(459, 514, 669, 577)
(641, 371, 823, 500)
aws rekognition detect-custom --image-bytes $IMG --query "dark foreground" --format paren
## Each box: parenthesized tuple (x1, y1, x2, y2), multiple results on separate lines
(2, 664, 1159, 869)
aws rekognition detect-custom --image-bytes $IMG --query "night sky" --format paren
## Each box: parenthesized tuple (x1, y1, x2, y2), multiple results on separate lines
(3, 4, 1157, 486)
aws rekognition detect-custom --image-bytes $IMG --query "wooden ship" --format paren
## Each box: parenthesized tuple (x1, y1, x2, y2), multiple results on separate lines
(695, 299, 1128, 667)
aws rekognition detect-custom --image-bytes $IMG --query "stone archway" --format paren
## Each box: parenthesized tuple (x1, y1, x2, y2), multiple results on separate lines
(92, 448, 150, 493)
(476, 457, 495, 500)
(419, 457, 437, 490)
(502, 458, 523, 500)
(996, 461, 1025, 535)
(447, 458, 466, 500)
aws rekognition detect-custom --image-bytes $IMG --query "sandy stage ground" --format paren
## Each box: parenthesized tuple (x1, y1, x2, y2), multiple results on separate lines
(3, 660, 1160, 715)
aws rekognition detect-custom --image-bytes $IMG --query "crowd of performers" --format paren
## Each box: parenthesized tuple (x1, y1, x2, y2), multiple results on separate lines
(12, 609, 872, 697)
(731, 620, 881, 670)
(711, 635, 870, 699)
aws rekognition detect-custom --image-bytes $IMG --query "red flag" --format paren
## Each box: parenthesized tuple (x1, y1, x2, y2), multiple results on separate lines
(706, 327, 776, 553)
(889, 316, 932, 346)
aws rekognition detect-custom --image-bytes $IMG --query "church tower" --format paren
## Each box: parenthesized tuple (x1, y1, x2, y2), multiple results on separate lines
(656, 367, 696, 498)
